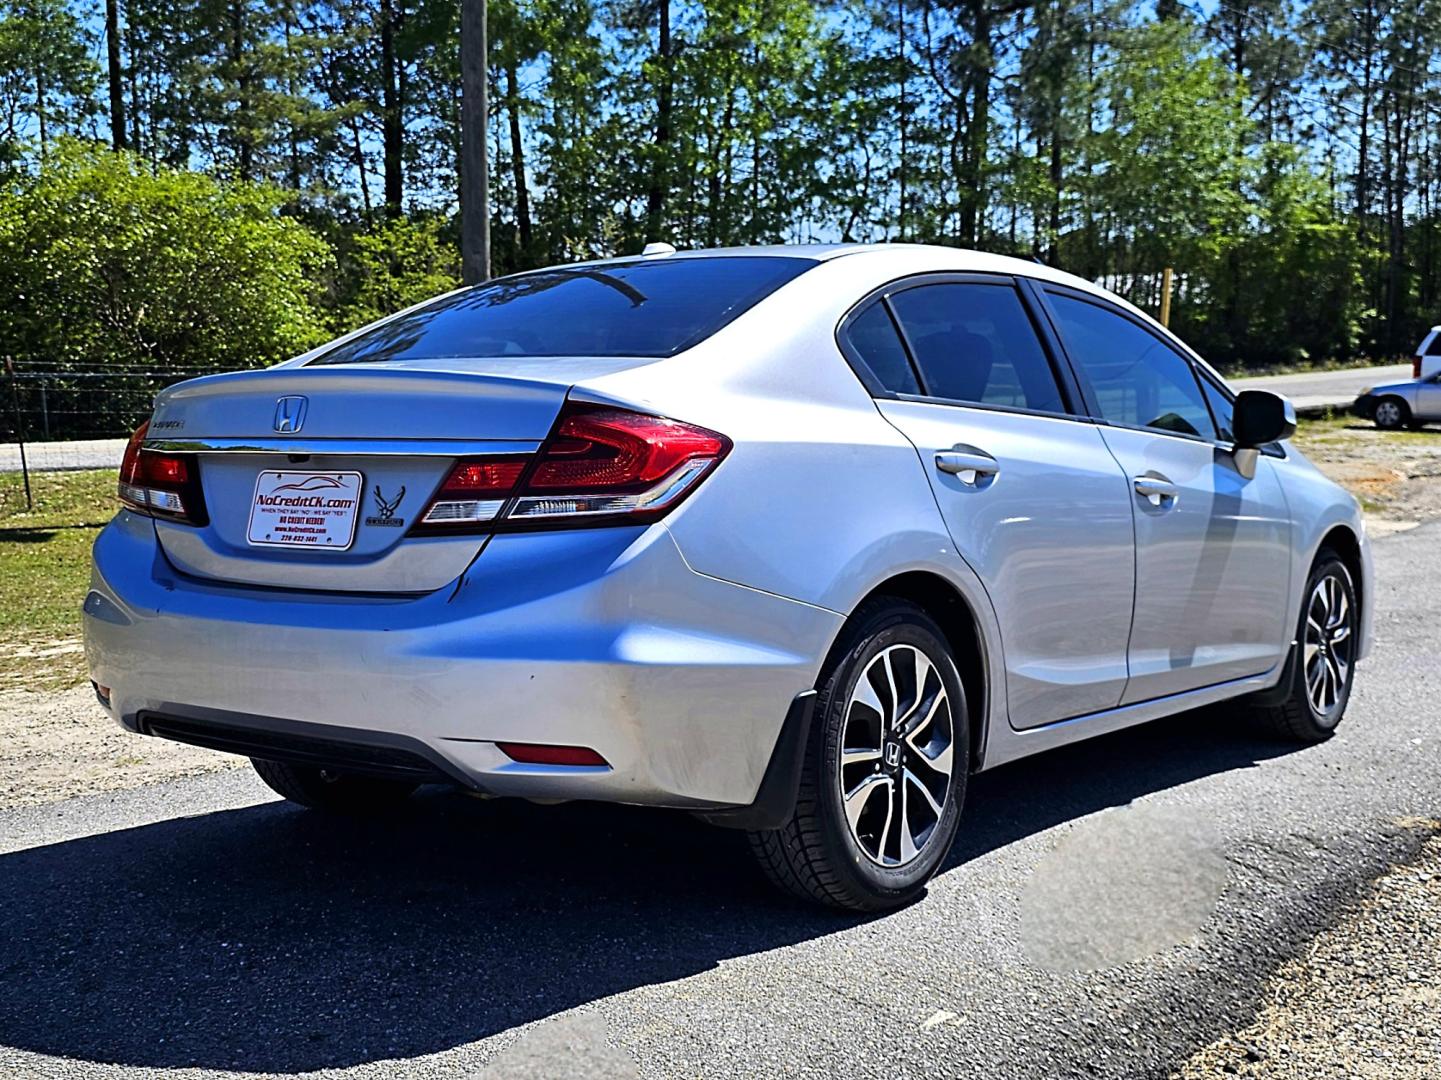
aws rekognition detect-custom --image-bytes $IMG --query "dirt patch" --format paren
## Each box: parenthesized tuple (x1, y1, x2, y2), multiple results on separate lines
(1292, 418, 1441, 533)
(0, 684, 239, 810)
(1174, 821, 1441, 1079)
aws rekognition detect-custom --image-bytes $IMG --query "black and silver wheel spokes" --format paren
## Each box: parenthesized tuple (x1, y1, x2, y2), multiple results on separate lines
(839, 644, 955, 867)
(1303, 573, 1353, 720)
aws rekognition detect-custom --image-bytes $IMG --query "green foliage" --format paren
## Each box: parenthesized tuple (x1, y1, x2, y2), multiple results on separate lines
(0, 0, 97, 160)
(0, 142, 331, 370)
(0, 0, 1438, 377)
(329, 214, 461, 333)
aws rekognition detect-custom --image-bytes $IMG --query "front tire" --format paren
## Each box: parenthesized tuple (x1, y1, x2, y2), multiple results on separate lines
(1249, 553, 1358, 743)
(749, 598, 969, 911)
(251, 758, 418, 812)
(1373, 396, 1409, 430)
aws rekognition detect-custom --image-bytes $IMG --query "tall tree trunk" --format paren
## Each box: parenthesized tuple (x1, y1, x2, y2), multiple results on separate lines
(1047, 127, 1061, 266)
(957, 0, 992, 247)
(460, 0, 490, 281)
(34, 71, 46, 160)
(105, 0, 127, 151)
(351, 118, 372, 216)
(380, 0, 405, 217)
(644, 0, 672, 241)
(230, 0, 253, 180)
(505, 60, 531, 255)
(284, 15, 301, 192)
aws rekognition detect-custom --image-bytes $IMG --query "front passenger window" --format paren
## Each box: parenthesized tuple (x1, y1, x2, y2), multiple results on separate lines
(1047, 292, 1216, 440)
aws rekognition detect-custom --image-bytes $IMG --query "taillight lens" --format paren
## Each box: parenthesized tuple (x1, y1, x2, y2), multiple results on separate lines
(1415, 356, 1423, 379)
(415, 457, 528, 530)
(117, 421, 207, 525)
(412, 404, 730, 533)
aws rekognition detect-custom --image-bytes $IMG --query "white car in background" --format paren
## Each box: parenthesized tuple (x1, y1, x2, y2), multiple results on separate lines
(1353, 325, 1441, 430)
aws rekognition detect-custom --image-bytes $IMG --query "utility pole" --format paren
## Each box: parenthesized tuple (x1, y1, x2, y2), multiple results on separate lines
(1160, 267, 1174, 328)
(460, 0, 491, 284)
(897, 0, 907, 241)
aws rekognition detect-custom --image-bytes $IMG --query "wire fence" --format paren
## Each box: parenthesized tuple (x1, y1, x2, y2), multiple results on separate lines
(2, 361, 237, 504)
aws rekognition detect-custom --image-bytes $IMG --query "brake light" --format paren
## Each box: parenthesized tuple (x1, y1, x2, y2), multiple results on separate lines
(117, 421, 207, 525)
(1415, 356, 1423, 379)
(507, 406, 730, 525)
(412, 404, 730, 533)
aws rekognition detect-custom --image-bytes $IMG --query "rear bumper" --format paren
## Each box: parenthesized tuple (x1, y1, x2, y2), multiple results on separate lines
(84, 511, 842, 810)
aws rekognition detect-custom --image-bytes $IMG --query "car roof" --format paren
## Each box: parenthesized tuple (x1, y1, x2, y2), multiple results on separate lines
(548, 242, 1112, 299)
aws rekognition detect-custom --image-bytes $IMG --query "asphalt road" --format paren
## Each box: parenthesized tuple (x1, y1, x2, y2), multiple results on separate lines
(0, 437, 126, 473)
(1232, 362, 1413, 412)
(1, 523, 1438, 1080)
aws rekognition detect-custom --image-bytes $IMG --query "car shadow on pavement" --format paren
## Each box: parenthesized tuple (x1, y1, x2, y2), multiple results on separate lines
(0, 706, 1294, 1072)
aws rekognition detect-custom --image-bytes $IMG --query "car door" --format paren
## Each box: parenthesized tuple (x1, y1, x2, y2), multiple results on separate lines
(1414, 371, 1441, 420)
(1040, 286, 1294, 704)
(839, 276, 1136, 730)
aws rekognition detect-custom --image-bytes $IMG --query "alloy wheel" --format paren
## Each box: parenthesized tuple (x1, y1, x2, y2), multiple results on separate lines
(1303, 571, 1354, 722)
(838, 643, 955, 867)
(1375, 400, 1403, 428)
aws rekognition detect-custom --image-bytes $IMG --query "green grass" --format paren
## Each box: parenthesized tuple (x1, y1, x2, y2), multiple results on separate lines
(0, 469, 116, 690)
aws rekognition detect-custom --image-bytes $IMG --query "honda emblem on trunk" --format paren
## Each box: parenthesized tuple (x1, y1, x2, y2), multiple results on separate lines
(273, 396, 308, 433)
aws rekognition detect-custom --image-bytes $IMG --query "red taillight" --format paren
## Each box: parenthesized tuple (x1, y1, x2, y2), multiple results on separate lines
(412, 404, 730, 533)
(507, 405, 729, 526)
(1415, 356, 1423, 379)
(413, 456, 528, 530)
(118, 420, 206, 525)
(496, 742, 609, 767)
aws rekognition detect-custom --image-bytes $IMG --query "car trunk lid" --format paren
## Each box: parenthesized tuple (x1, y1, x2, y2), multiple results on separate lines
(143, 364, 598, 593)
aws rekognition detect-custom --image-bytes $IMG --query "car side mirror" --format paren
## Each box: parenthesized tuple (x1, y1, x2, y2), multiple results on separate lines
(1233, 389, 1296, 448)
(1229, 390, 1295, 479)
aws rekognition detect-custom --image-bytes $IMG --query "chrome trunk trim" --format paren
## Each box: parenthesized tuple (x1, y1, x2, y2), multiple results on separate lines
(143, 437, 541, 457)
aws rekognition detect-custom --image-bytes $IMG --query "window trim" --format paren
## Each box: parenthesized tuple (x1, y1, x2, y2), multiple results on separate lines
(834, 272, 1090, 424)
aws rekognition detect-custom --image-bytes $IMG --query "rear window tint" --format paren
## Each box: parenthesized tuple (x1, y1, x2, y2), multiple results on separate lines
(310, 257, 815, 364)
(844, 302, 921, 394)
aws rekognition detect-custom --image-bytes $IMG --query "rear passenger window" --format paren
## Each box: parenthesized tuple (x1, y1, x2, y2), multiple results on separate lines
(1047, 292, 1216, 440)
(844, 302, 921, 395)
(887, 284, 1065, 413)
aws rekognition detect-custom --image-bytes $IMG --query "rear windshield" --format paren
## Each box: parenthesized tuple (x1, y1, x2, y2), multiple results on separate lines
(309, 256, 815, 364)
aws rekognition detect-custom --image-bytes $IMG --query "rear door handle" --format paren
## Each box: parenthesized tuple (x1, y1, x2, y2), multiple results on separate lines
(1133, 475, 1179, 508)
(935, 446, 1000, 486)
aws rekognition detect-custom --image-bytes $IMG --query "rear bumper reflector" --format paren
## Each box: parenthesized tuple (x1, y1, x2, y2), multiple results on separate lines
(496, 742, 610, 768)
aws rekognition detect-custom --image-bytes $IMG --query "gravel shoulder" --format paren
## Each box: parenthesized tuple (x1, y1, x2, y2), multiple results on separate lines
(1291, 418, 1441, 535)
(1176, 821, 1441, 1079)
(0, 684, 237, 810)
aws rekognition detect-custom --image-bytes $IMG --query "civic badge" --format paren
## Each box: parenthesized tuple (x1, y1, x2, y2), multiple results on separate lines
(273, 395, 308, 433)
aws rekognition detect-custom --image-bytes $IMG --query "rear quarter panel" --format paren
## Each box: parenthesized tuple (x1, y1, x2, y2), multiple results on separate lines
(572, 252, 1015, 740)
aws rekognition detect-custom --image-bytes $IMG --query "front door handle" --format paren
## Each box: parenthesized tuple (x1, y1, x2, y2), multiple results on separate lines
(935, 446, 1000, 486)
(1133, 474, 1179, 508)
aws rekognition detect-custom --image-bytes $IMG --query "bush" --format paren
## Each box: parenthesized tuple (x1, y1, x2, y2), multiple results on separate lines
(0, 141, 332, 373)
(328, 215, 461, 335)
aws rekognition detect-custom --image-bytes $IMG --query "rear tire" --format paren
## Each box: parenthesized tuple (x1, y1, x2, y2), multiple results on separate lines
(748, 598, 969, 911)
(251, 758, 418, 812)
(1249, 553, 1358, 743)
(1373, 396, 1409, 430)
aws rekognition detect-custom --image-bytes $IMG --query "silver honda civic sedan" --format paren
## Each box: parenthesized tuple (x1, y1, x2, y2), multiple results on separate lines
(84, 244, 1373, 910)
